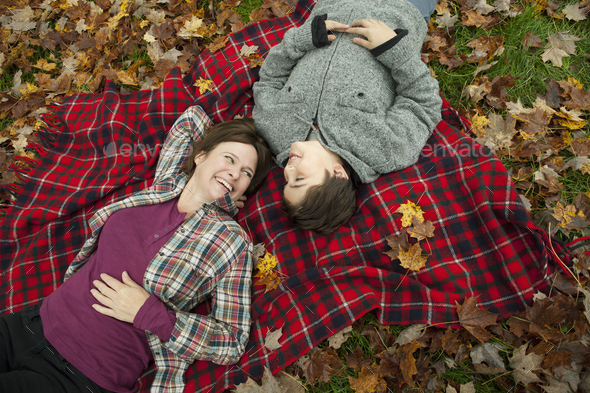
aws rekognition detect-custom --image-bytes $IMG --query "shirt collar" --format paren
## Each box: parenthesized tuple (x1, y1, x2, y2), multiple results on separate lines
(207, 192, 238, 217)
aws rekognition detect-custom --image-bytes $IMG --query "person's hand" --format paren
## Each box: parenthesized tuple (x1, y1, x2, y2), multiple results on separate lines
(91, 272, 151, 323)
(235, 195, 247, 209)
(325, 20, 350, 42)
(344, 19, 397, 50)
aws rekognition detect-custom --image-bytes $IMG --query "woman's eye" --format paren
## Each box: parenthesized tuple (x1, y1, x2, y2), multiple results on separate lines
(226, 156, 234, 163)
(243, 171, 253, 178)
(296, 177, 303, 181)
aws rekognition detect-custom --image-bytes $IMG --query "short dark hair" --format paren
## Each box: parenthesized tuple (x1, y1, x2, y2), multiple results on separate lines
(180, 117, 272, 194)
(281, 167, 357, 235)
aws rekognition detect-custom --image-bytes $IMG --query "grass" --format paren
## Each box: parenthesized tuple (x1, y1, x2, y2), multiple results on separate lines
(431, 0, 590, 111)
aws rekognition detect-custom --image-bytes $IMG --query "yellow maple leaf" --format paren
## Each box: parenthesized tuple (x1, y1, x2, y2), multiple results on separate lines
(552, 202, 585, 227)
(396, 201, 425, 228)
(116, 70, 138, 86)
(470, 113, 490, 138)
(563, 131, 573, 146)
(255, 251, 279, 277)
(194, 77, 214, 95)
(568, 77, 583, 89)
(107, 0, 132, 29)
(581, 164, 590, 175)
(34, 59, 57, 72)
(19, 82, 40, 98)
(398, 243, 427, 271)
(558, 119, 587, 129)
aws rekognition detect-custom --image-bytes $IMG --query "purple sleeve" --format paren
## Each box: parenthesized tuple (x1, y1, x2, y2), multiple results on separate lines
(133, 294, 177, 342)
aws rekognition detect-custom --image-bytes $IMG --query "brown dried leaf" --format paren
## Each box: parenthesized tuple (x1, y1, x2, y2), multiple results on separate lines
(564, 87, 590, 111)
(384, 228, 410, 260)
(436, 9, 459, 28)
(302, 347, 343, 385)
(563, 2, 587, 20)
(397, 341, 421, 386)
(541, 46, 570, 67)
(240, 44, 259, 57)
(255, 271, 282, 293)
(516, 108, 551, 139)
(485, 74, 518, 109)
(246, 53, 265, 68)
(461, 10, 492, 26)
(207, 36, 229, 53)
(470, 342, 507, 374)
(347, 365, 387, 393)
(541, 350, 574, 371)
(398, 242, 427, 271)
(264, 327, 283, 350)
(456, 296, 499, 344)
(344, 346, 373, 371)
(232, 366, 281, 392)
(154, 58, 175, 80)
(473, 0, 496, 14)
(522, 32, 543, 49)
(477, 112, 517, 152)
(327, 325, 353, 349)
(508, 343, 543, 385)
(534, 165, 563, 193)
(407, 217, 435, 241)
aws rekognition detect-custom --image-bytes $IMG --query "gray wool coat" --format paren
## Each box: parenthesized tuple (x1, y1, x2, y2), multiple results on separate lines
(252, 0, 443, 184)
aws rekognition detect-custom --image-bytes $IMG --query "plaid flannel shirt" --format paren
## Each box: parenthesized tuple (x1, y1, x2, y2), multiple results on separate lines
(64, 106, 253, 393)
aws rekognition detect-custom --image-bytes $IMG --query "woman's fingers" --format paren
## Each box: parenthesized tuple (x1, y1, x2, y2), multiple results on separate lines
(345, 19, 396, 50)
(92, 278, 116, 298)
(325, 20, 349, 32)
(90, 288, 112, 305)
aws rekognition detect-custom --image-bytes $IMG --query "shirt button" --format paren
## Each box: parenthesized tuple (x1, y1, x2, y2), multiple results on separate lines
(154, 234, 159, 238)
(180, 229, 185, 233)
(159, 252, 164, 256)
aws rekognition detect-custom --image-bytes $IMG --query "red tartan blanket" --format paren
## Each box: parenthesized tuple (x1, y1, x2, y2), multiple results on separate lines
(0, 0, 573, 391)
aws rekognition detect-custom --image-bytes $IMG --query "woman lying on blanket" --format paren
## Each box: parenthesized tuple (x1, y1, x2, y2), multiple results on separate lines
(0, 106, 271, 393)
(252, 0, 442, 234)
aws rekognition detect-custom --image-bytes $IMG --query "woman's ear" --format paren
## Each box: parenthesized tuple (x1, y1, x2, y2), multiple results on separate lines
(332, 163, 349, 180)
(194, 153, 206, 166)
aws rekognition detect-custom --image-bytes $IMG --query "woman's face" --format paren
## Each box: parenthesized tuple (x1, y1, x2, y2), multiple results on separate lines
(190, 141, 258, 204)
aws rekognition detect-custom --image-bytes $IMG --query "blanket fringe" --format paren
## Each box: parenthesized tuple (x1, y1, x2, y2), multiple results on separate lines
(0, 104, 61, 217)
(566, 236, 590, 256)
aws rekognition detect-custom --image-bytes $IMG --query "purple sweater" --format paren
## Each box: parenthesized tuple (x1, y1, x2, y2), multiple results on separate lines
(40, 198, 184, 392)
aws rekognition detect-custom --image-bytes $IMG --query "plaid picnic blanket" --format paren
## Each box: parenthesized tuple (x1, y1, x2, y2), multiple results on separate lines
(0, 0, 573, 391)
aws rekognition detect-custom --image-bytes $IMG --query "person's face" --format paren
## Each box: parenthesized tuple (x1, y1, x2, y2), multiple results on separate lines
(283, 141, 348, 204)
(191, 141, 258, 204)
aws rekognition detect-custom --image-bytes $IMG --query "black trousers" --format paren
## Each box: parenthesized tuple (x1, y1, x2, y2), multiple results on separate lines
(0, 303, 116, 393)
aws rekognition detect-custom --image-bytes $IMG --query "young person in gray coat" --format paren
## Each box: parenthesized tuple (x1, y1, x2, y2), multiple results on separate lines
(252, 0, 442, 234)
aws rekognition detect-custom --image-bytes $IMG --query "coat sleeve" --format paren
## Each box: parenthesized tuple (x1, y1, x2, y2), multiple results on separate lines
(162, 230, 253, 365)
(370, 38, 442, 174)
(252, 23, 315, 155)
(153, 105, 212, 185)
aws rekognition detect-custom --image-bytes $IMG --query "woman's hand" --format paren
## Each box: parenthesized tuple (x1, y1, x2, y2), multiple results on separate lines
(344, 19, 397, 50)
(325, 20, 350, 41)
(91, 272, 151, 323)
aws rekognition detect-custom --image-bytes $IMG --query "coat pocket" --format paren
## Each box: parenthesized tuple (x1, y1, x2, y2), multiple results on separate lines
(337, 90, 379, 114)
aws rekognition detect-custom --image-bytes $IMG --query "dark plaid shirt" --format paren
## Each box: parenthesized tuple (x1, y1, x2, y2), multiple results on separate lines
(64, 106, 253, 393)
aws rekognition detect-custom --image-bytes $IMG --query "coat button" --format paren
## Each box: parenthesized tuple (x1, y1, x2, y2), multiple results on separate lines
(154, 234, 159, 238)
